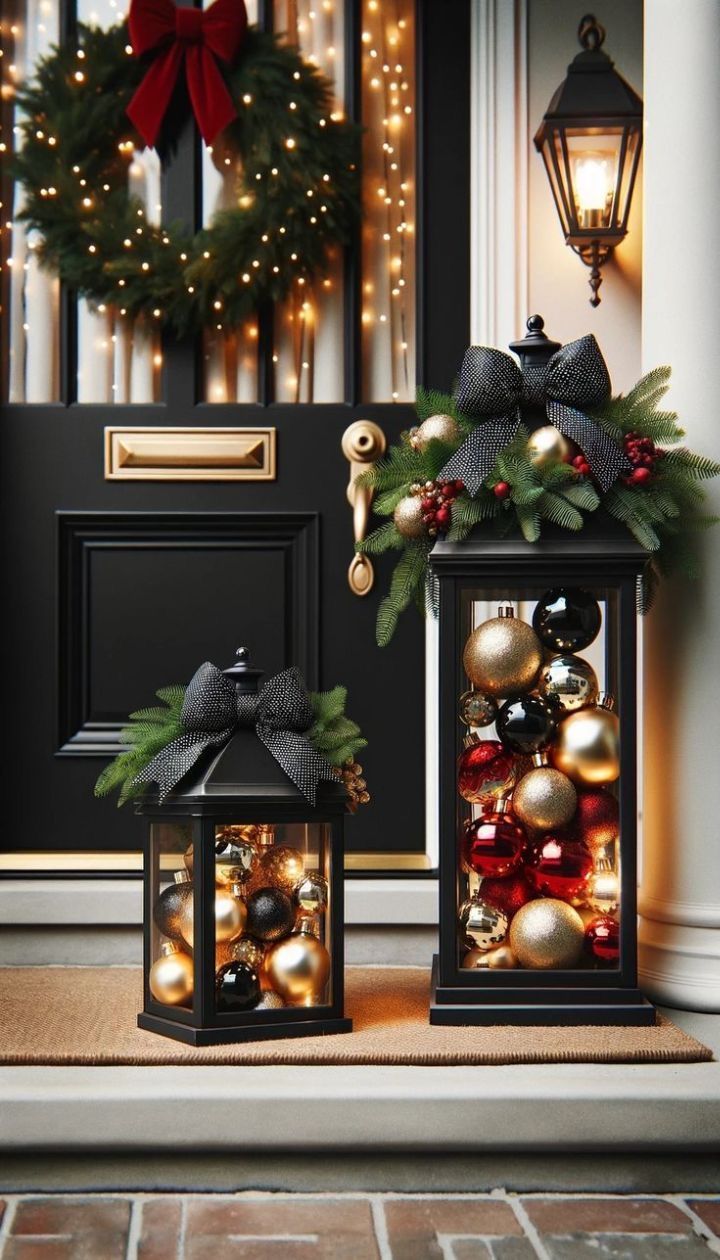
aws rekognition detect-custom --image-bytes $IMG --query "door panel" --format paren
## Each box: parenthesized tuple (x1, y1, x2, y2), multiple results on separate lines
(0, 0, 471, 872)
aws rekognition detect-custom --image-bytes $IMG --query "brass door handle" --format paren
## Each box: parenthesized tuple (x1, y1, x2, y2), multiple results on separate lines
(341, 420, 387, 596)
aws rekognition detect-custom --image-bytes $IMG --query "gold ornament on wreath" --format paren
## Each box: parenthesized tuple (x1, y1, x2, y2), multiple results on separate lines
(12, 17, 361, 338)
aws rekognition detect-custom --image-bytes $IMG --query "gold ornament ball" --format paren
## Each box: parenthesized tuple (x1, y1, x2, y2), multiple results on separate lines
(459, 897, 509, 951)
(415, 413, 459, 449)
(263, 921, 331, 1006)
(259, 846, 306, 895)
(179, 887, 246, 948)
(512, 766, 577, 831)
(552, 701, 620, 785)
(463, 609, 543, 698)
(462, 944, 518, 969)
(229, 936, 265, 970)
(538, 654, 599, 714)
(587, 869, 620, 915)
(295, 870, 328, 916)
(149, 942, 194, 1005)
(509, 898, 585, 969)
(393, 494, 427, 539)
(527, 426, 571, 468)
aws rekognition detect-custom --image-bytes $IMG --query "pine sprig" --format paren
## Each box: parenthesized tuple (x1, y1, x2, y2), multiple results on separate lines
(94, 685, 185, 806)
(308, 687, 367, 767)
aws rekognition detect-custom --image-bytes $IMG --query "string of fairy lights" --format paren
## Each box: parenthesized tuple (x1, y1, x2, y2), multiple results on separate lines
(0, 0, 415, 404)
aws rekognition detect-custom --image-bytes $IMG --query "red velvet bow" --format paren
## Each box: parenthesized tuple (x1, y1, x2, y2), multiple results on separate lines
(126, 0, 248, 149)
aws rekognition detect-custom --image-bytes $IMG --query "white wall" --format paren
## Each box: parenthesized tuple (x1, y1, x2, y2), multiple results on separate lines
(526, 0, 643, 391)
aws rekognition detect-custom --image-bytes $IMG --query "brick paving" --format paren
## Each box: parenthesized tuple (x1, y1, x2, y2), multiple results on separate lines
(0, 1194, 718, 1258)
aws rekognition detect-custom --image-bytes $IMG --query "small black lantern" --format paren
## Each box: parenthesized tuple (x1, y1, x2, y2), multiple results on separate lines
(429, 322, 655, 1026)
(534, 14, 643, 306)
(137, 650, 352, 1045)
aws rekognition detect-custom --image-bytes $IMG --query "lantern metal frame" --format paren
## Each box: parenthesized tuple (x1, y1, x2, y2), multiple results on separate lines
(533, 14, 643, 307)
(136, 654, 352, 1046)
(428, 527, 655, 1027)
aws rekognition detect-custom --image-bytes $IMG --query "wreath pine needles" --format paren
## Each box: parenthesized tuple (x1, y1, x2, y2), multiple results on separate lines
(13, 23, 361, 336)
(359, 375, 720, 643)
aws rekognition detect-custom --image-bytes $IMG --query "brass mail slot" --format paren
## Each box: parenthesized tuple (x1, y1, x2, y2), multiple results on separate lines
(104, 426, 276, 481)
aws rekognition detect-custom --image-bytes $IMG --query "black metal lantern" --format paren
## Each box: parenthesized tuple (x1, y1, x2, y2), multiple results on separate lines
(137, 651, 351, 1045)
(429, 322, 655, 1027)
(534, 14, 643, 306)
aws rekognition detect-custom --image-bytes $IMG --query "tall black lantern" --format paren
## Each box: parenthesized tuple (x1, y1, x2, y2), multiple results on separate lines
(534, 14, 643, 306)
(137, 652, 351, 1045)
(429, 322, 655, 1027)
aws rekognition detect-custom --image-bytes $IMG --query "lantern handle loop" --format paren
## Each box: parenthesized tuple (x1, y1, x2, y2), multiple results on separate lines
(578, 14, 605, 51)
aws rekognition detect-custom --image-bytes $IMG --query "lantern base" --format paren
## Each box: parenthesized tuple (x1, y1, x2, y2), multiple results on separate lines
(138, 1011, 352, 1046)
(429, 956, 656, 1026)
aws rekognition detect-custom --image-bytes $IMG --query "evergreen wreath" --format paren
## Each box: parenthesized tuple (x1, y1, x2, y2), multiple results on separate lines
(13, 21, 360, 336)
(95, 681, 366, 807)
(359, 370, 720, 646)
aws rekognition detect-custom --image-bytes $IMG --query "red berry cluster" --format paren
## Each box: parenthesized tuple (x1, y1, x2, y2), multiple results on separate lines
(622, 431, 663, 487)
(415, 478, 464, 536)
(570, 452, 592, 478)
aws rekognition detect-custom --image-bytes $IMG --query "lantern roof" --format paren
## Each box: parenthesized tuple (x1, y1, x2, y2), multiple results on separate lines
(430, 510, 649, 575)
(535, 20, 642, 136)
(137, 648, 348, 812)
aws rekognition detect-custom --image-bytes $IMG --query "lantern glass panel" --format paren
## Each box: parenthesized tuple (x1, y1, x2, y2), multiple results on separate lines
(457, 583, 621, 975)
(148, 821, 195, 1012)
(564, 130, 623, 230)
(212, 821, 334, 1015)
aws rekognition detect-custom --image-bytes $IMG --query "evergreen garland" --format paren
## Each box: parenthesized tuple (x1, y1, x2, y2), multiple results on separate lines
(94, 681, 366, 806)
(359, 376, 720, 644)
(13, 23, 360, 336)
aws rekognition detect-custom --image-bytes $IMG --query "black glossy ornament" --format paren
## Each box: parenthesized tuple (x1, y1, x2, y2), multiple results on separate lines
(532, 587, 602, 652)
(246, 887, 296, 942)
(153, 876, 193, 942)
(215, 960, 261, 1013)
(497, 696, 557, 754)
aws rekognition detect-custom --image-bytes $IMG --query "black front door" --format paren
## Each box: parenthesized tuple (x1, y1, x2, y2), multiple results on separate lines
(0, 0, 470, 873)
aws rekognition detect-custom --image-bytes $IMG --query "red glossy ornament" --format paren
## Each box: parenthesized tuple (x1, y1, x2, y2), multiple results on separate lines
(462, 800, 526, 878)
(575, 789, 619, 852)
(525, 834, 593, 901)
(494, 481, 511, 500)
(458, 739, 516, 806)
(480, 872, 534, 922)
(585, 915, 620, 964)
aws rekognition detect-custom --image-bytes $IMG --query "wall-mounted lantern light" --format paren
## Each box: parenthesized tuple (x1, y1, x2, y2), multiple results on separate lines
(534, 14, 643, 307)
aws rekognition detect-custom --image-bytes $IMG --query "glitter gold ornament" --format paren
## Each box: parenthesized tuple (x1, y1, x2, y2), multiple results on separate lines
(229, 936, 265, 970)
(259, 846, 305, 894)
(538, 654, 598, 713)
(263, 917, 331, 1006)
(463, 606, 543, 697)
(295, 870, 329, 916)
(256, 990, 285, 1010)
(509, 898, 585, 969)
(526, 425, 571, 467)
(149, 941, 194, 1005)
(552, 694, 620, 785)
(459, 897, 509, 951)
(412, 413, 459, 450)
(512, 754, 577, 831)
(458, 689, 497, 729)
(462, 944, 518, 969)
(393, 494, 427, 539)
(179, 882, 246, 948)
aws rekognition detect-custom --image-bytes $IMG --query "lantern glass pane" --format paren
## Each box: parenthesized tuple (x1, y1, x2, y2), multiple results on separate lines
(541, 133, 573, 237)
(613, 125, 642, 232)
(456, 585, 621, 975)
(213, 821, 333, 1015)
(562, 128, 624, 232)
(149, 821, 195, 1012)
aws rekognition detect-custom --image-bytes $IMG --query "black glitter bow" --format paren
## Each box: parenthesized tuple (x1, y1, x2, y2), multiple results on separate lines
(133, 662, 337, 804)
(440, 334, 630, 495)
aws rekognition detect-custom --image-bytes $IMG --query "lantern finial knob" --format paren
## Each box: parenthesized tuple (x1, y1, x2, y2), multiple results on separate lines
(236, 647, 249, 661)
(578, 14, 605, 52)
(222, 647, 264, 694)
(526, 314, 544, 334)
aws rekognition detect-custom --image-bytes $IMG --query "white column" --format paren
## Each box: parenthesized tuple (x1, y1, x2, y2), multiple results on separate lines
(639, 0, 720, 1010)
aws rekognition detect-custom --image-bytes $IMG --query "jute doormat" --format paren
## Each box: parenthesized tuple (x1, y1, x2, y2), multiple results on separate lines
(0, 967, 712, 1066)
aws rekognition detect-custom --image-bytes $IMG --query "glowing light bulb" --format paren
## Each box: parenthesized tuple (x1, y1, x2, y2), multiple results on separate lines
(574, 153, 615, 228)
